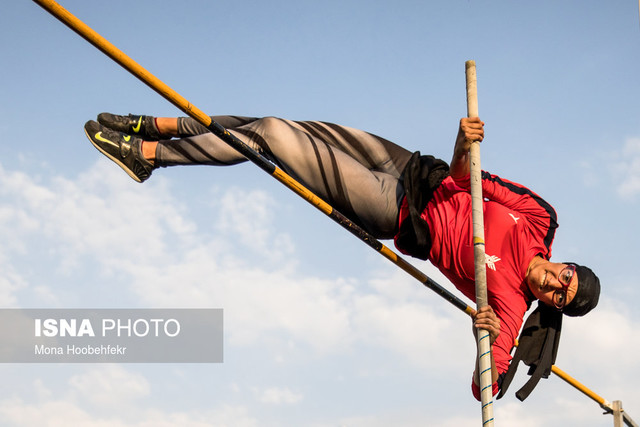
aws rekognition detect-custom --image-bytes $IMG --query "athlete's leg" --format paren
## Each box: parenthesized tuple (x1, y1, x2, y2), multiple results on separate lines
(175, 116, 259, 137)
(152, 118, 259, 167)
(153, 117, 412, 238)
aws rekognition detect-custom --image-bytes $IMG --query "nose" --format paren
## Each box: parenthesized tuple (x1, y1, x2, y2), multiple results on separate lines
(546, 274, 564, 290)
(549, 275, 568, 289)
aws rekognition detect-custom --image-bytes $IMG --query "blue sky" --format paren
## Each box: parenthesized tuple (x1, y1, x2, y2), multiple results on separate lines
(1, 1, 639, 426)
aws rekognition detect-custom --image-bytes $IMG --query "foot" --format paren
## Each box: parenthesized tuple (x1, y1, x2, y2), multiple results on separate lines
(84, 120, 154, 183)
(97, 113, 165, 140)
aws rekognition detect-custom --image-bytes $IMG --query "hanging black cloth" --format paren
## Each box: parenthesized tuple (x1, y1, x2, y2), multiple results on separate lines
(497, 301, 563, 401)
(395, 151, 449, 260)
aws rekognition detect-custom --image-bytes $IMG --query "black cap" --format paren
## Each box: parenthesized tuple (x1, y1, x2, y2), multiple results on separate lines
(562, 263, 601, 317)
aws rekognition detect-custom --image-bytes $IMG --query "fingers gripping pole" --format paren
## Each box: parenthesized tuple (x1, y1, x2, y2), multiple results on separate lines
(466, 60, 495, 426)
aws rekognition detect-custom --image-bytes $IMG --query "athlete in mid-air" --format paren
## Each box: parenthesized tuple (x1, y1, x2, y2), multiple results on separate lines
(84, 112, 600, 399)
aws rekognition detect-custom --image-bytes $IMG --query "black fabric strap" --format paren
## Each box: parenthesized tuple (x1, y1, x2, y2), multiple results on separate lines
(497, 301, 563, 401)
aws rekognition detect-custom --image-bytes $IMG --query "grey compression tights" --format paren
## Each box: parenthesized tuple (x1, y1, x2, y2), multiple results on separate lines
(155, 116, 413, 239)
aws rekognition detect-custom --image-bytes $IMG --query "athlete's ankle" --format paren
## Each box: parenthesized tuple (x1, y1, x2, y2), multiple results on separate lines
(141, 141, 158, 166)
(155, 117, 178, 137)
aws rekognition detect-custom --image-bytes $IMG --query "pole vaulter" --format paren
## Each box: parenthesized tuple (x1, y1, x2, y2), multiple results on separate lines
(32, 1, 637, 425)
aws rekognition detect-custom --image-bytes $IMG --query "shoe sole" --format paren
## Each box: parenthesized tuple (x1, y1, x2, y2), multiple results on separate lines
(84, 127, 143, 183)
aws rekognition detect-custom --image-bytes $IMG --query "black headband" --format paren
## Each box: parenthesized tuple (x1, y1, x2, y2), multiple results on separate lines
(562, 263, 601, 317)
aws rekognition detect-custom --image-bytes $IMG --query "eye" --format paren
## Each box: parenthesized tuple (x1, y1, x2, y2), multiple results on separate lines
(554, 290, 566, 308)
(560, 270, 573, 285)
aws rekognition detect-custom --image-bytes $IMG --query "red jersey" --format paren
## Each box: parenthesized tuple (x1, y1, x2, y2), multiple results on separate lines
(396, 172, 558, 396)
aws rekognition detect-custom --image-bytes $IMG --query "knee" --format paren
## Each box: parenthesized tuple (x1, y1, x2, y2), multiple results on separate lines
(256, 116, 290, 139)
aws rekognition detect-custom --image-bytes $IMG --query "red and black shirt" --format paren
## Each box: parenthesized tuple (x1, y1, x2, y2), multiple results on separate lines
(396, 171, 558, 398)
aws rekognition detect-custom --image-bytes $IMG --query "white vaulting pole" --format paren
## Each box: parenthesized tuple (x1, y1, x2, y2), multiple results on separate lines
(466, 60, 495, 426)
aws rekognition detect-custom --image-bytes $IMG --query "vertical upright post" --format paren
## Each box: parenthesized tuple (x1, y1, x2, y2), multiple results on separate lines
(613, 401, 624, 427)
(466, 60, 494, 426)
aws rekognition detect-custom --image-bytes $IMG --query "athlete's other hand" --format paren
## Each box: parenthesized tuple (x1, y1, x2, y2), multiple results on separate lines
(471, 305, 500, 345)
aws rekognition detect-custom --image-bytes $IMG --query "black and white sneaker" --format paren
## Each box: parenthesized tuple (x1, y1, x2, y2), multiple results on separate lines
(97, 113, 164, 140)
(84, 120, 154, 183)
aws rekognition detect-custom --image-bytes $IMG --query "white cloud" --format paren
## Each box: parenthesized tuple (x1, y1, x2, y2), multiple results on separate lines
(0, 396, 258, 427)
(0, 160, 195, 278)
(68, 365, 150, 408)
(253, 386, 303, 405)
(215, 188, 295, 262)
(556, 297, 640, 413)
(351, 270, 471, 371)
(0, 254, 26, 307)
(0, 367, 258, 427)
(613, 136, 640, 200)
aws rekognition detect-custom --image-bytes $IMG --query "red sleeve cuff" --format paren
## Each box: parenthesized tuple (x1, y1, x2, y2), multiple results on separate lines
(471, 379, 500, 401)
(451, 173, 471, 189)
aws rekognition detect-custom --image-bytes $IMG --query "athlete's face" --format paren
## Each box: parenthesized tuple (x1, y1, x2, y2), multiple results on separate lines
(526, 258, 578, 310)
